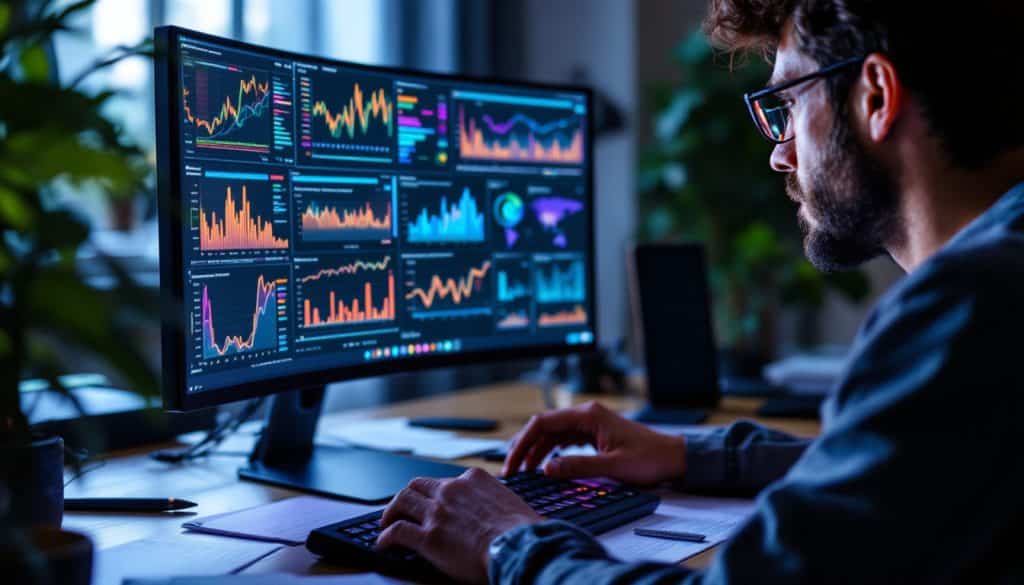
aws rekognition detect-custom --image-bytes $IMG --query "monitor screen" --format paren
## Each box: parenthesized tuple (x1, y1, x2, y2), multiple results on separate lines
(155, 28, 596, 410)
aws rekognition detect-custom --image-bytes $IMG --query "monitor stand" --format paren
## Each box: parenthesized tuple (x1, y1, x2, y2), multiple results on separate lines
(238, 387, 466, 503)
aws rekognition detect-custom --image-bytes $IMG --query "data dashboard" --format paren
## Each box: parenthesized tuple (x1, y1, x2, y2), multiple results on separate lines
(170, 34, 594, 393)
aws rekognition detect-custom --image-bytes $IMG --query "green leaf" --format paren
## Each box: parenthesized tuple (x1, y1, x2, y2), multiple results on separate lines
(1, 128, 143, 193)
(0, 4, 9, 37)
(27, 267, 159, 397)
(0, 184, 34, 229)
(18, 44, 50, 82)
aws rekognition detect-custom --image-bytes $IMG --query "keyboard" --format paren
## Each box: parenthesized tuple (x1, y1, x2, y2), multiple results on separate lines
(306, 471, 660, 576)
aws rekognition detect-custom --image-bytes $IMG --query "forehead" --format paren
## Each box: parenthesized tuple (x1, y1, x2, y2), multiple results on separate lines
(769, 21, 818, 86)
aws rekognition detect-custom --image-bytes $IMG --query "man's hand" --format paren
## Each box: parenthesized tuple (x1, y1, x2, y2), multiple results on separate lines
(503, 401, 687, 484)
(377, 468, 542, 584)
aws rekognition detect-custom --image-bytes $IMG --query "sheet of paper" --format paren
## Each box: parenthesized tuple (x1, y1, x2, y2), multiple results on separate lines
(598, 494, 755, 564)
(123, 574, 404, 584)
(322, 417, 503, 459)
(93, 535, 282, 585)
(184, 496, 381, 545)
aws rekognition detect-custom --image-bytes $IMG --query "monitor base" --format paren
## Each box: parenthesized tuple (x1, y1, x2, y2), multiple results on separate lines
(240, 388, 464, 503)
(239, 444, 464, 503)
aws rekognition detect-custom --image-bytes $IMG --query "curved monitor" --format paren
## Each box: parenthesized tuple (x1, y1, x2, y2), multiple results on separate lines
(155, 27, 597, 411)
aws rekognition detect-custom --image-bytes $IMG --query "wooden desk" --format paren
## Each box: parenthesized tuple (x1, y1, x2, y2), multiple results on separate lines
(64, 383, 820, 577)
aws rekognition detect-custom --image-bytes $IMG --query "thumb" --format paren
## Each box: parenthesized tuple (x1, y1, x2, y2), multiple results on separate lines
(544, 454, 619, 479)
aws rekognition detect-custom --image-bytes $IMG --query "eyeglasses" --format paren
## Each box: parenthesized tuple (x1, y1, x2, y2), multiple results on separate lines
(744, 56, 866, 144)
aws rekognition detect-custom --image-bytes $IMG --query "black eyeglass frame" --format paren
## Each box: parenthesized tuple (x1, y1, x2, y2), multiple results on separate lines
(744, 55, 866, 143)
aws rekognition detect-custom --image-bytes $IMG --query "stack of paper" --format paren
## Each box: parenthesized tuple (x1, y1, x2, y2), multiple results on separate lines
(597, 492, 755, 564)
(183, 496, 380, 546)
(322, 417, 504, 459)
(93, 535, 282, 585)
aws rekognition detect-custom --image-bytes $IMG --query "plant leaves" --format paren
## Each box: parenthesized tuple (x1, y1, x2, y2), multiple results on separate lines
(1, 127, 143, 193)
(0, 184, 34, 229)
(17, 43, 49, 82)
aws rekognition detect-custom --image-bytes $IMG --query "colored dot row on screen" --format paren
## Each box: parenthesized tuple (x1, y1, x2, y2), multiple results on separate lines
(364, 340, 462, 361)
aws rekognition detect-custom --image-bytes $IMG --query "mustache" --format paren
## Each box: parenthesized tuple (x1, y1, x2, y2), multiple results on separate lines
(785, 174, 803, 203)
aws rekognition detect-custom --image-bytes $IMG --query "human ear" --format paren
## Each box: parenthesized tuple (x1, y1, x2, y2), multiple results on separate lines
(853, 53, 904, 143)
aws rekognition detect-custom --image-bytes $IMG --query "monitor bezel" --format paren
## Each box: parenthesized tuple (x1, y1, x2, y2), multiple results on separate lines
(155, 26, 598, 412)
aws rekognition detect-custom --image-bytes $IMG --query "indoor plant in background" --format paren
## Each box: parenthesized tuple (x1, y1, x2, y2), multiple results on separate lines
(0, 0, 157, 581)
(638, 30, 869, 372)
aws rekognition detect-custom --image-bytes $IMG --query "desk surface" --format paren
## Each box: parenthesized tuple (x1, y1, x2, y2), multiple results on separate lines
(64, 383, 820, 577)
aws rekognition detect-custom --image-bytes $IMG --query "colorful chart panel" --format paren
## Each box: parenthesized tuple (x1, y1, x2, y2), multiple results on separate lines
(193, 166, 291, 259)
(399, 177, 486, 246)
(488, 178, 587, 252)
(454, 89, 585, 166)
(292, 173, 396, 249)
(396, 81, 449, 169)
(191, 265, 289, 368)
(297, 65, 395, 166)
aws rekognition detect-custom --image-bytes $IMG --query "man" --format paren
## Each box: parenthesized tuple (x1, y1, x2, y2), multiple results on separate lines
(376, 1, 1024, 582)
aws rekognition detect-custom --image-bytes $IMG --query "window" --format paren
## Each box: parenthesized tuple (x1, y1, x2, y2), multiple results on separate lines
(52, 0, 387, 229)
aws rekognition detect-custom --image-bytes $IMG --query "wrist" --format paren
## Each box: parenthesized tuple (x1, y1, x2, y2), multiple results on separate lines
(483, 513, 542, 569)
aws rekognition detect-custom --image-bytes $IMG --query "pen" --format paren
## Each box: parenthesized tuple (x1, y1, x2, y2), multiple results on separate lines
(633, 527, 707, 542)
(64, 498, 198, 512)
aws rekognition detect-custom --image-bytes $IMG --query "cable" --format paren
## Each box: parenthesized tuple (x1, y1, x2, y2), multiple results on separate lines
(63, 446, 107, 488)
(150, 398, 264, 464)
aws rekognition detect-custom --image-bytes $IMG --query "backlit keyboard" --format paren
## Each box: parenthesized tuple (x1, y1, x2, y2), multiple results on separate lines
(306, 471, 660, 577)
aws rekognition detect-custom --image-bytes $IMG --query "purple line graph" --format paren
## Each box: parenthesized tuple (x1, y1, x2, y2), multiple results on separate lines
(480, 112, 578, 137)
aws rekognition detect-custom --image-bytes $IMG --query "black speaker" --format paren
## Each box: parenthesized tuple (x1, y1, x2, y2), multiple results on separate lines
(628, 243, 720, 423)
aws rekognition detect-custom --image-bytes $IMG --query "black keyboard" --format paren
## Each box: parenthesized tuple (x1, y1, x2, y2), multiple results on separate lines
(307, 471, 660, 576)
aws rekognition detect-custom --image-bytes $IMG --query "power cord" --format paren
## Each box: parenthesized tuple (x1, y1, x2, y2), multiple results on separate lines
(150, 398, 264, 464)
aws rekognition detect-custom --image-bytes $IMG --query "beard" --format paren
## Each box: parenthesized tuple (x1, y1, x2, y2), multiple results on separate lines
(787, 117, 902, 272)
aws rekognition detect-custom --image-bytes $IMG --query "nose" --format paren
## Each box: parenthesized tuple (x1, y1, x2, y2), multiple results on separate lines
(770, 140, 797, 173)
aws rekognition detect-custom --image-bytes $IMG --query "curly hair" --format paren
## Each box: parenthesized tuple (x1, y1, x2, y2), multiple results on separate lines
(704, 0, 1024, 169)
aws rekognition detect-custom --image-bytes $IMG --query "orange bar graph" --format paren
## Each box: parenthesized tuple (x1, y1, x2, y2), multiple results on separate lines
(200, 185, 288, 251)
(302, 270, 396, 328)
(538, 305, 588, 327)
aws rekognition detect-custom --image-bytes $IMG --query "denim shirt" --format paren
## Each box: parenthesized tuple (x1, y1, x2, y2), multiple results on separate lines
(490, 183, 1024, 584)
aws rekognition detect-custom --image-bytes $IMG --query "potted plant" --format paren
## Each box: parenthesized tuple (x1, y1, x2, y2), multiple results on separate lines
(1, 0, 157, 580)
(638, 30, 870, 372)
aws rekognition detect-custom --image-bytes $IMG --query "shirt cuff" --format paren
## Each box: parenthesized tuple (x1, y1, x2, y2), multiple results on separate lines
(678, 430, 729, 491)
(489, 520, 608, 585)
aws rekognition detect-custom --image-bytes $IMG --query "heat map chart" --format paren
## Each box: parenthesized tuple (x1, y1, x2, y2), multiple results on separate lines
(399, 178, 486, 245)
(488, 179, 587, 251)
(403, 254, 494, 335)
(292, 174, 396, 247)
(454, 89, 585, 166)
(195, 168, 290, 257)
(192, 266, 289, 365)
(297, 65, 394, 166)
(396, 81, 449, 169)
(294, 254, 399, 344)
